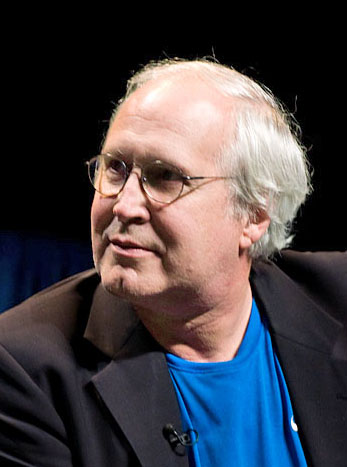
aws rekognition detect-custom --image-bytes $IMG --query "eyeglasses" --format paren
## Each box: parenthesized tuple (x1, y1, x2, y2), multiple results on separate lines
(86, 153, 232, 204)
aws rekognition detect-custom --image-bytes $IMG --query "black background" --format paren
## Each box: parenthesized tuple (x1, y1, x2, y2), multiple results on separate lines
(2, 14, 346, 251)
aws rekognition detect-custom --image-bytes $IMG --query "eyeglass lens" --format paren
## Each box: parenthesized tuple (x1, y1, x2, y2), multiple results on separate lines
(89, 156, 184, 203)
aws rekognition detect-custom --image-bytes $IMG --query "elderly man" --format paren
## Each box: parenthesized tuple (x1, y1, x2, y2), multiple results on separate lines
(0, 58, 346, 466)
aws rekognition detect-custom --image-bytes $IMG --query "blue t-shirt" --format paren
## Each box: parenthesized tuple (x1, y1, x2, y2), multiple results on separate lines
(166, 300, 307, 467)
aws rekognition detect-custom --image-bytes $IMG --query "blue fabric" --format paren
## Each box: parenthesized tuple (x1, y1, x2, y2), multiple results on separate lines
(0, 231, 93, 313)
(166, 300, 307, 467)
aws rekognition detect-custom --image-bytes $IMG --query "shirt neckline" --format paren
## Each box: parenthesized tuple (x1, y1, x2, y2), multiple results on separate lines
(165, 299, 263, 374)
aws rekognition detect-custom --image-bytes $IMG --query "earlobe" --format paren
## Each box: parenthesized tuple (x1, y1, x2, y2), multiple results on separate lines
(239, 211, 270, 251)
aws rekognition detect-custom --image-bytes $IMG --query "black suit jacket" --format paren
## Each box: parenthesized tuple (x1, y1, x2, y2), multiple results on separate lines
(0, 251, 346, 466)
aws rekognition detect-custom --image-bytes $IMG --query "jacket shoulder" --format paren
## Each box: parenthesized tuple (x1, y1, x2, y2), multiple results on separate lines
(260, 250, 347, 323)
(0, 269, 100, 350)
(274, 250, 347, 275)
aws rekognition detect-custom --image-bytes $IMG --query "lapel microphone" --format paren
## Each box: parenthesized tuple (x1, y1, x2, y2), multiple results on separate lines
(163, 423, 199, 449)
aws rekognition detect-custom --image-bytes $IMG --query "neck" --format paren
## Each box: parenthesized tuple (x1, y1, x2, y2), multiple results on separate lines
(135, 280, 253, 363)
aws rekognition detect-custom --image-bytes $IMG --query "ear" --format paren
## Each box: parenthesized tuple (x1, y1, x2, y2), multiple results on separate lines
(239, 210, 270, 251)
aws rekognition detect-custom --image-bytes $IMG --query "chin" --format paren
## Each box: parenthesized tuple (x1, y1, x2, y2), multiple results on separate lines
(99, 263, 164, 302)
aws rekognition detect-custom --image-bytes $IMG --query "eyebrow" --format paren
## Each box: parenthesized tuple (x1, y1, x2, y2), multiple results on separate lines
(102, 147, 126, 159)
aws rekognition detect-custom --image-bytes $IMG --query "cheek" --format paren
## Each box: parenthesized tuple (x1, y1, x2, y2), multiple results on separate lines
(184, 202, 243, 260)
(91, 195, 113, 234)
(91, 196, 114, 259)
(157, 208, 209, 266)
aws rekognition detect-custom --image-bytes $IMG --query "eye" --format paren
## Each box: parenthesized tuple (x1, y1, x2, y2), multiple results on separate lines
(104, 158, 127, 180)
(146, 164, 182, 186)
(161, 168, 181, 181)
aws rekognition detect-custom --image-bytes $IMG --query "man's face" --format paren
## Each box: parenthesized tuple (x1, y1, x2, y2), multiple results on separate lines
(91, 77, 250, 311)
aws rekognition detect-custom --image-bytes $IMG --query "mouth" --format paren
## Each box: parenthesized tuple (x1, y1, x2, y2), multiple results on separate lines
(109, 238, 155, 258)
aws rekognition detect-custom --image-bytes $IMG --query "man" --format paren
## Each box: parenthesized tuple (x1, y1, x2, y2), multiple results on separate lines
(0, 58, 346, 466)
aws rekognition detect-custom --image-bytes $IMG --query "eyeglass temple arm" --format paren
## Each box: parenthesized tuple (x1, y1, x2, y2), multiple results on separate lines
(184, 175, 233, 181)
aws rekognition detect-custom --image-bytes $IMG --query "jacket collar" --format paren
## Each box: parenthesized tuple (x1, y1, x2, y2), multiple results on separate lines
(84, 282, 140, 358)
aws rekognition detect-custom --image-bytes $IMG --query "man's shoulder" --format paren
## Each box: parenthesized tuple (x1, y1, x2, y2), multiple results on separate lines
(273, 250, 346, 296)
(273, 249, 347, 275)
(253, 250, 347, 323)
(255, 249, 346, 282)
(0, 269, 100, 354)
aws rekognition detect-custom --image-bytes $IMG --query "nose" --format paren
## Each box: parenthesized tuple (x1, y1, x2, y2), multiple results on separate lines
(112, 171, 150, 224)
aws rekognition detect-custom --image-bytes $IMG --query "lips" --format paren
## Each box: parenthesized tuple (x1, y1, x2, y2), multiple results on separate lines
(111, 238, 148, 250)
(108, 237, 156, 257)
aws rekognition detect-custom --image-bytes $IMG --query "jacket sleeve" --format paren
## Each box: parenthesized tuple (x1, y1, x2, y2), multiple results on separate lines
(0, 343, 73, 467)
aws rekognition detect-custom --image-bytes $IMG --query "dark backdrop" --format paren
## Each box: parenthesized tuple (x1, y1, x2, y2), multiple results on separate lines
(2, 21, 346, 252)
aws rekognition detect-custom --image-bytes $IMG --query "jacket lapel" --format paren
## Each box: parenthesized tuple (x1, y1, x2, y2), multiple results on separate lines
(84, 284, 188, 467)
(251, 260, 347, 467)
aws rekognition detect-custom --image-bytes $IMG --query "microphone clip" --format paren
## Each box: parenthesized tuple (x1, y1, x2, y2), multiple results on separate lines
(163, 423, 199, 450)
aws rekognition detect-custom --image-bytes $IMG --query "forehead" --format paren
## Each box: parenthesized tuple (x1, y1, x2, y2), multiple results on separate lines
(103, 76, 233, 169)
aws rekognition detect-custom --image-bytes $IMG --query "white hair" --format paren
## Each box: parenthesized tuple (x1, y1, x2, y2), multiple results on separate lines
(111, 58, 312, 259)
